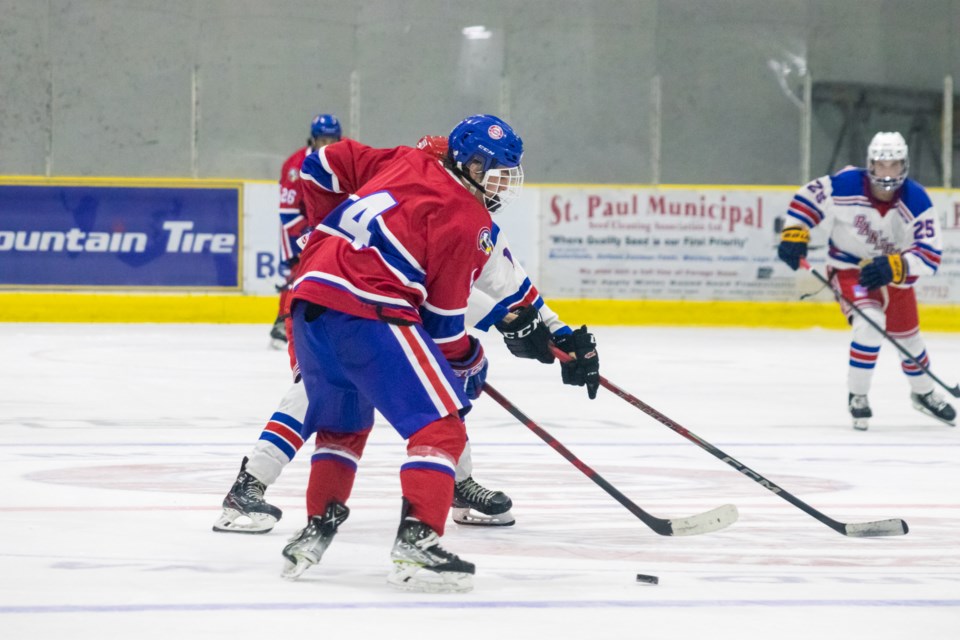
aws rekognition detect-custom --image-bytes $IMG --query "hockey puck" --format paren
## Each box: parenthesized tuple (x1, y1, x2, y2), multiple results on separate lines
(635, 573, 659, 585)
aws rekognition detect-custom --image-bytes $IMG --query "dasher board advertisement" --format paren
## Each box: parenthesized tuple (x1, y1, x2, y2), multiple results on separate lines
(0, 182, 242, 290)
(540, 186, 960, 303)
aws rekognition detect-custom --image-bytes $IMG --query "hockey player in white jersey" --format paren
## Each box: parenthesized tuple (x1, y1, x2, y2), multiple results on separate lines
(778, 131, 955, 430)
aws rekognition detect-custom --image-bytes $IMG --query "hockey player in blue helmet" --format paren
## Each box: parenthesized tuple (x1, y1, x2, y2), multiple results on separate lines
(446, 114, 524, 213)
(308, 113, 342, 149)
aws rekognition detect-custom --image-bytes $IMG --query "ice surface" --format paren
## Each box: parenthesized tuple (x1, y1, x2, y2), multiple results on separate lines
(1, 323, 957, 639)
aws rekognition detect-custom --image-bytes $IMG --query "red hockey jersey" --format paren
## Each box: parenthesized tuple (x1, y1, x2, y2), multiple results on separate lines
(292, 141, 494, 360)
(278, 146, 310, 263)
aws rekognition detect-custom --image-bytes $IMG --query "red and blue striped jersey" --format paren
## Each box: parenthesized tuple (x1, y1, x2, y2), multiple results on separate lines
(292, 140, 495, 360)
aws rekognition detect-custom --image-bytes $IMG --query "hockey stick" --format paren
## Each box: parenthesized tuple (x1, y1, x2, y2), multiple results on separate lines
(548, 344, 908, 537)
(801, 258, 960, 398)
(482, 382, 739, 537)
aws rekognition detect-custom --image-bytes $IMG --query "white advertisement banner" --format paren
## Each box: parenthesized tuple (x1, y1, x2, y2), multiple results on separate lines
(539, 186, 960, 304)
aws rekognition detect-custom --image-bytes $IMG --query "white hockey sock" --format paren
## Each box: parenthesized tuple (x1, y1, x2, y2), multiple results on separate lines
(455, 439, 473, 483)
(245, 441, 292, 486)
(245, 382, 309, 485)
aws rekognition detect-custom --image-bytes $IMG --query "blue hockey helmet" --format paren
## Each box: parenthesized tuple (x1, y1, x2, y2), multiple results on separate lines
(310, 114, 342, 140)
(448, 114, 524, 213)
(448, 114, 523, 173)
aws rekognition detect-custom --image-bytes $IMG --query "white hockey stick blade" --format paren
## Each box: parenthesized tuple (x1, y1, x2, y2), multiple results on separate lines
(842, 518, 909, 537)
(668, 503, 739, 536)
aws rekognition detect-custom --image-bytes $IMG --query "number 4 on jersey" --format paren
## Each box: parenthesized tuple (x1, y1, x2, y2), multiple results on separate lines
(337, 192, 398, 247)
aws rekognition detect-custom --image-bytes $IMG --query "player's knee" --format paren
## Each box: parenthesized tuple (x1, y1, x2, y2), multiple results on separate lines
(315, 428, 373, 460)
(407, 415, 467, 463)
(852, 308, 885, 342)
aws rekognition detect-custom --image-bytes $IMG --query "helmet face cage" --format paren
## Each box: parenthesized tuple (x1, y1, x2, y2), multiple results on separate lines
(449, 114, 524, 213)
(480, 164, 524, 213)
(867, 131, 909, 191)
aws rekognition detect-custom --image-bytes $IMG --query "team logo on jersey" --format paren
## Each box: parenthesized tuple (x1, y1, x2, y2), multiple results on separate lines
(287, 168, 299, 182)
(477, 228, 494, 255)
(488, 125, 504, 140)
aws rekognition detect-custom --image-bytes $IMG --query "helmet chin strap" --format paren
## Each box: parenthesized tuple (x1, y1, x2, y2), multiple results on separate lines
(447, 159, 488, 199)
(453, 162, 485, 191)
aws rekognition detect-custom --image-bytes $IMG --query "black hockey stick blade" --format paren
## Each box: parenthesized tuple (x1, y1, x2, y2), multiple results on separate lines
(482, 383, 738, 537)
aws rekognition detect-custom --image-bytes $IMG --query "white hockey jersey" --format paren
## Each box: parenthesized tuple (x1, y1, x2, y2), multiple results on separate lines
(464, 226, 568, 337)
(786, 167, 943, 285)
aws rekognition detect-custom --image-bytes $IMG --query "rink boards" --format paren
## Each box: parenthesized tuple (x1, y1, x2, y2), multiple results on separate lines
(1, 177, 957, 330)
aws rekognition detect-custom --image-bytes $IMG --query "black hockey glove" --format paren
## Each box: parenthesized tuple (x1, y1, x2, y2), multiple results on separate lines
(449, 336, 488, 400)
(552, 326, 600, 400)
(777, 227, 810, 271)
(858, 254, 906, 290)
(495, 305, 555, 364)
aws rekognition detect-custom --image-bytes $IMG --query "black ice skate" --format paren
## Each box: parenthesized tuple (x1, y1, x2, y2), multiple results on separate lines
(388, 518, 475, 593)
(451, 476, 515, 526)
(269, 316, 287, 350)
(911, 390, 957, 427)
(848, 393, 872, 431)
(212, 457, 283, 534)
(281, 502, 350, 580)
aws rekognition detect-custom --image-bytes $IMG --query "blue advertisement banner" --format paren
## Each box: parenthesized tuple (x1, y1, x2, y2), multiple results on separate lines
(0, 182, 241, 289)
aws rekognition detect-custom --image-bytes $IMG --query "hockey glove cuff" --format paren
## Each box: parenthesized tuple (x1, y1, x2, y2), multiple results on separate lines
(495, 306, 556, 364)
(552, 326, 600, 400)
(777, 227, 810, 271)
(449, 336, 488, 401)
(858, 254, 906, 290)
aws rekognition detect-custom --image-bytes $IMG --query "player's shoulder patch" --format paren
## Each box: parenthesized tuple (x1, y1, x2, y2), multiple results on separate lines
(477, 227, 494, 255)
(287, 167, 299, 183)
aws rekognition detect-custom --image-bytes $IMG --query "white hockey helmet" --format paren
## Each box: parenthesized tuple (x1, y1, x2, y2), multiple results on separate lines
(866, 131, 909, 191)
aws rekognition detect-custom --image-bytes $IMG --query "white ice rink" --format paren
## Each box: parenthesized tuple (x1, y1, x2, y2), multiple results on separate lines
(1, 322, 958, 639)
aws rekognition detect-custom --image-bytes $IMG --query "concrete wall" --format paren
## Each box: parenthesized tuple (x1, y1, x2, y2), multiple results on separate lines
(2, 0, 958, 185)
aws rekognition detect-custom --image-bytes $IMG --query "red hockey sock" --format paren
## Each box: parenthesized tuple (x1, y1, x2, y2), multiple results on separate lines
(399, 415, 466, 535)
(305, 429, 370, 516)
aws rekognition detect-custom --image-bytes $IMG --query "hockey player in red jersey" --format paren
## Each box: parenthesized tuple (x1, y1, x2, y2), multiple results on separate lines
(278, 115, 598, 592)
(778, 131, 955, 430)
(216, 137, 516, 534)
(214, 132, 599, 539)
(269, 114, 343, 349)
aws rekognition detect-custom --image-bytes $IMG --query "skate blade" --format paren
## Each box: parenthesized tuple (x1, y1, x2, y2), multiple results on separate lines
(280, 555, 317, 581)
(851, 418, 869, 431)
(387, 563, 473, 593)
(451, 507, 515, 527)
(269, 338, 287, 351)
(212, 509, 278, 534)
(911, 402, 957, 427)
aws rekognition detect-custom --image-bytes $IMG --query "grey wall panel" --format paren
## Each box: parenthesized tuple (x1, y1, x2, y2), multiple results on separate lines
(47, 0, 198, 176)
(193, 0, 355, 178)
(1, 0, 958, 185)
(810, 0, 954, 88)
(0, 2, 52, 175)
(656, 2, 810, 184)
(351, 0, 512, 151)
(507, 1, 658, 183)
